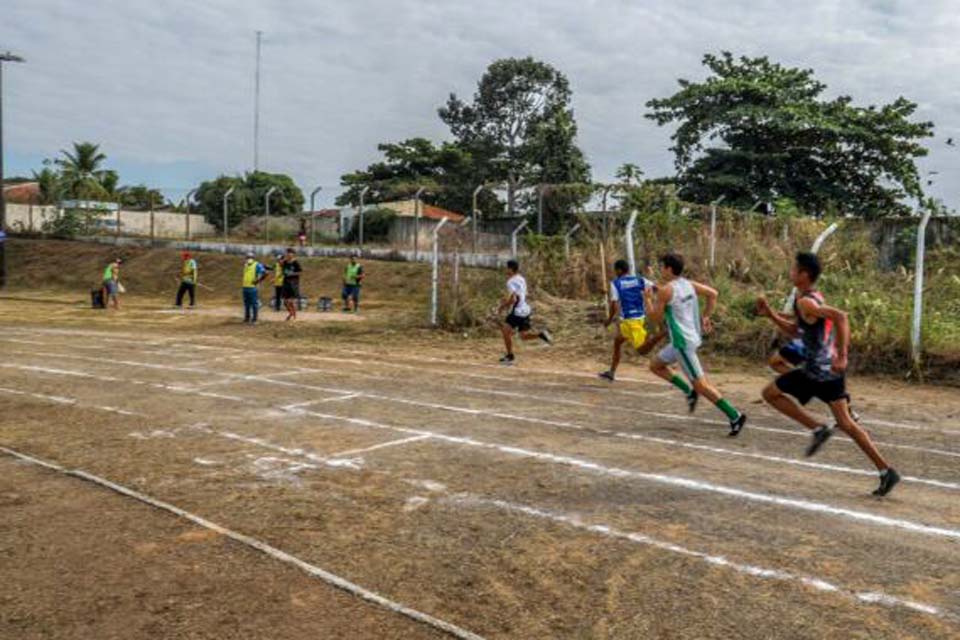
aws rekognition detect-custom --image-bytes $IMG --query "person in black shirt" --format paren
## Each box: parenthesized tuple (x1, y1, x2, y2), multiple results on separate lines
(281, 247, 303, 321)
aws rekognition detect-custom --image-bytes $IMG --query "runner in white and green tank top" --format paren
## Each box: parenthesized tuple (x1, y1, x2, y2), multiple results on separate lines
(645, 253, 747, 436)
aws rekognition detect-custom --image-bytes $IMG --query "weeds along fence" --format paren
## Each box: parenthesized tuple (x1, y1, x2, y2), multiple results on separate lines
(433, 205, 960, 378)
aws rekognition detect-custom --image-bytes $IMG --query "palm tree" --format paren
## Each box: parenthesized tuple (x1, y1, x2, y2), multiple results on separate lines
(31, 167, 62, 205)
(56, 142, 112, 200)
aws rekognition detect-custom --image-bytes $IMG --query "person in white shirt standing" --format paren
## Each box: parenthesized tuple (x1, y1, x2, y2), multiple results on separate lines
(498, 259, 552, 365)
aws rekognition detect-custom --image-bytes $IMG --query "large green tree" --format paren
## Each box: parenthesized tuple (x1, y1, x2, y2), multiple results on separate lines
(646, 52, 933, 217)
(336, 138, 479, 215)
(117, 184, 166, 210)
(439, 57, 591, 218)
(194, 171, 305, 230)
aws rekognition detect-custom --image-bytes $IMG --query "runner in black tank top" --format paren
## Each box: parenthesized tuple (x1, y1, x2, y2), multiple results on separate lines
(757, 252, 900, 496)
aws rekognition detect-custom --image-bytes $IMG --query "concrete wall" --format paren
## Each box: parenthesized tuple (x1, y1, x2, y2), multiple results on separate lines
(3, 203, 216, 238)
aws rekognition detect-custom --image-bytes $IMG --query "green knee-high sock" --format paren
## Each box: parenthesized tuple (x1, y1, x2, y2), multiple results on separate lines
(669, 374, 692, 395)
(715, 398, 740, 421)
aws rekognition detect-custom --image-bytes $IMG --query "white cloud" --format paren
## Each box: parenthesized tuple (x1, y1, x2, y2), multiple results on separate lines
(2, 0, 958, 207)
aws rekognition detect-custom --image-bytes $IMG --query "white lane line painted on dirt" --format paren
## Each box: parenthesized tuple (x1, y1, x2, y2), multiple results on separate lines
(330, 435, 433, 459)
(321, 348, 960, 435)
(281, 394, 362, 411)
(337, 347, 666, 387)
(448, 494, 948, 620)
(286, 407, 960, 542)
(0, 446, 486, 640)
(218, 431, 362, 470)
(8, 352, 960, 486)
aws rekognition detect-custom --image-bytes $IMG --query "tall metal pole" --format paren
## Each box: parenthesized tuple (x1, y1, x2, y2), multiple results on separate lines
(413, 186, 426, 260)
(0, 51, 26, 290)
(263, 186, 278, 244)
(223, 186, 235, 245)
(253, 31, 262, 172)
(309, 185, 321, 246)
(184, 188, 197, 240)
(358, 185, 370, 249)
(537, 184, 548, 235)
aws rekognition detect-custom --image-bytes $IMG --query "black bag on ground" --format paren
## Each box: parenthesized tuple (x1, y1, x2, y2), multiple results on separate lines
(91, 289, 105, 309)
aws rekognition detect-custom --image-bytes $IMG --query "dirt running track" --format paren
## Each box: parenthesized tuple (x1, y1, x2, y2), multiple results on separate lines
(2, 314, 960, 638)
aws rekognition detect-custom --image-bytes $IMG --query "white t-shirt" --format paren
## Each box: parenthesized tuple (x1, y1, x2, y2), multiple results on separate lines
(507, 274, 531, 317)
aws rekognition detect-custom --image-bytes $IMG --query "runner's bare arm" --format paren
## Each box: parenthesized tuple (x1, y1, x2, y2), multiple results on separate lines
(797, 297, 850, 372)
(644, 283, 671, 325)
(605, 298, 620, 327)
(691, 280, 718, 333)
(756, 296, 800, 337)
(498, 292, 518, 313)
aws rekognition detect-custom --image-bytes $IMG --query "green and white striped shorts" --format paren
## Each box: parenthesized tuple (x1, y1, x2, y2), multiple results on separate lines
(658, 344, 704, 381)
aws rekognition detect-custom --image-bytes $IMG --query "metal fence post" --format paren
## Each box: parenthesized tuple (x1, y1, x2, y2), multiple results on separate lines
(564, 223, 581, 258)
(413, 187, 426, 260)
(709, 195, 726, 270)
(358, 185, 370, 249)
(625, 210, 639, 276)
(537, 184, 549, 235)
(511, 219, 529, 257)
(184, 189, 197, 240)
(223, 186, 235, 247)
(115, 208, 121, 244)
(309, 186, 322, 246)
(263, 186, 278, 245)
(911, 209, 933, 365)
(430, 217, 450, 326)
(781, 221, 840, 313)
(472, 184, 484, 254)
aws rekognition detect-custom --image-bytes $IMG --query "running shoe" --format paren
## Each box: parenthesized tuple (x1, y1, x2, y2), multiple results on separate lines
(499, 353, 515, 366)
(598, 370, 615, 382)
(805, 425, 834, 457)
(873, 468, 901, 497)
(728, 413, 747, 437)
(539, 329, 553, 345)
(686, 390, 699, 414)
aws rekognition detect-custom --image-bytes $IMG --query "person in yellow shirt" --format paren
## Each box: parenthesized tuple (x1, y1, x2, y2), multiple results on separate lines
(241, 252, 268, 324)
(271, 252, 284, 312)
(175, 251, 198, 307)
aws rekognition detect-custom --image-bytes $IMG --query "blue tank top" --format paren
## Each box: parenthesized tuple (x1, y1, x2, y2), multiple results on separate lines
(612, 276, 648, 320)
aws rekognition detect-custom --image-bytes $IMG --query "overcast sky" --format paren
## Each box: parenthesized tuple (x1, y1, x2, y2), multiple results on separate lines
(3, 0, 958, 210)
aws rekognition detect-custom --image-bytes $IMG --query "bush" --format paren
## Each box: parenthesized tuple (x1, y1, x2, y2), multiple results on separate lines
(41, 208, 101, 239)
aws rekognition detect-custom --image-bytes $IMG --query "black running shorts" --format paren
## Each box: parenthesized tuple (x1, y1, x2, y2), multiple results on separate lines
(505, 313, 532, 332)
(775, 369, 847, 405)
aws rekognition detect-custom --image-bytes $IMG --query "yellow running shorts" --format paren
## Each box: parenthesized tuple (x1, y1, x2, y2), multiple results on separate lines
(619, 318, 648, 350)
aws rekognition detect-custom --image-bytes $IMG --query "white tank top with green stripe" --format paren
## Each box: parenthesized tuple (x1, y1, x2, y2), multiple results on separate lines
(665, 278, 702, 349)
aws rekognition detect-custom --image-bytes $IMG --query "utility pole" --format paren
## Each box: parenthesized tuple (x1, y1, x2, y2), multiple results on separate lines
(0, 51, 26, 290)
(253, 31, 262, 172)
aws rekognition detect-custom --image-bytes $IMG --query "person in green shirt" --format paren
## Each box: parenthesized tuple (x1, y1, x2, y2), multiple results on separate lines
(101, 258, 123, 310)
(175, 251, 198, 308)
(342, 252, 364, 312)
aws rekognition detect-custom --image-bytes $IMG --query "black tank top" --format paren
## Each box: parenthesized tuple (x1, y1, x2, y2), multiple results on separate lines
(794, 290, 838, 380)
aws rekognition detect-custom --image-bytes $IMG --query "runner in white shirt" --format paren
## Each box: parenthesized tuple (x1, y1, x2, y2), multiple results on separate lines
(498, 259, 552, 365)
(644, 252, 747, 436)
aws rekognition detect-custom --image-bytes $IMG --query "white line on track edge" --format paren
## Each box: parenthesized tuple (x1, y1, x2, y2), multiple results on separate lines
(0, 446, 486, 640)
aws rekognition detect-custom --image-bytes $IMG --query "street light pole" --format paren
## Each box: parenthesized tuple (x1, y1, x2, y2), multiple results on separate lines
(309, 185, 322, 246)
(253, 31, 262, 172)
(0, 51, 26, 290)
(358, 185, 370, 249)
(263, 186, 278, 244)
(184, 188, 198, 240)
(223, 186, 236, 245)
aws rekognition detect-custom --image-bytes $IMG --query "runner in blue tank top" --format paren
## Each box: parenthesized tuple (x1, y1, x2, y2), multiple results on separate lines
(598, 259, 665, 381)
(757, 252, 900, 496)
